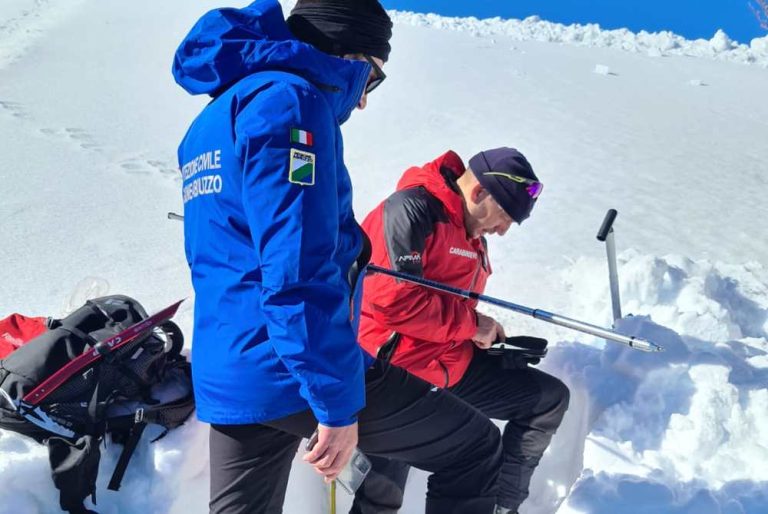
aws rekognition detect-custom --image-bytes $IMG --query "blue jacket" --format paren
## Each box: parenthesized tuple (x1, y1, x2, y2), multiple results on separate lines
(173, 0, 372, 427)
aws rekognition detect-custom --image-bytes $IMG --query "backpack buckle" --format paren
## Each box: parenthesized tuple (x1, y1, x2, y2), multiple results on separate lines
(134, 408, 144, 424)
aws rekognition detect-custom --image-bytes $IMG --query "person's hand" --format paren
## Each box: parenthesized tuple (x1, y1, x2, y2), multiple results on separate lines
(303, 422, 358, 483)
(472, 313, 505, 349)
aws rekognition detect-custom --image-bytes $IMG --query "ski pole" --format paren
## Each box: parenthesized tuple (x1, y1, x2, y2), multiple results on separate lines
(597, 209, 622, 324)
(330, 481, 336, 514)
(366, 264, 663, 352)
(167, 212, 184, 221)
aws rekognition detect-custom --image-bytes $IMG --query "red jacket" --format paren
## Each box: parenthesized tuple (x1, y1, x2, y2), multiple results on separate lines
(0, 313, 48, 359)
(359, 151, 491, 387)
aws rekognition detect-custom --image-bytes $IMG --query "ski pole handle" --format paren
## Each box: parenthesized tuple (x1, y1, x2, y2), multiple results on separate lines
(596, 209, 618, 241)
(596, 209, 622, 323)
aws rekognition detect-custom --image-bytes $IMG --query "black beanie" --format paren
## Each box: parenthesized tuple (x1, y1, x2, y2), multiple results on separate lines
(469, 148, 541, 224)
(287, 0, 393, 62)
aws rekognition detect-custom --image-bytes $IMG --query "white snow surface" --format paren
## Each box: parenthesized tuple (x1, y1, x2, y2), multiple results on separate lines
(390, 11, 768, 68)
(1, 1, 767, 513)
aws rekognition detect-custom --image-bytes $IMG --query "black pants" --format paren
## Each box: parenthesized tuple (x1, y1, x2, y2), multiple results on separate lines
(351, 348, 570, 513)
(209, 359, 503, 514)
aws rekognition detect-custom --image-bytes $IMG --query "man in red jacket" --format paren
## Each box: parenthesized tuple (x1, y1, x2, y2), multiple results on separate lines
(354, 148, 570, 514)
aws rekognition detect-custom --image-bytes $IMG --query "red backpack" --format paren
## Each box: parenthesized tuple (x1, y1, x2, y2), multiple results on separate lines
(0, 313, 49, 359)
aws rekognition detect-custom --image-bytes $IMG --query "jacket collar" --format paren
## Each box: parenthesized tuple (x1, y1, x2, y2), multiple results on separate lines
(396, 150, 468, 229)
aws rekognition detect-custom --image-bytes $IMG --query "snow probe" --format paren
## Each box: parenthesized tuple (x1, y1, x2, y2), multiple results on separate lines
(165, 211, 660, 350)
(597, 209, 622, 324)
(366, 264, 664, 352)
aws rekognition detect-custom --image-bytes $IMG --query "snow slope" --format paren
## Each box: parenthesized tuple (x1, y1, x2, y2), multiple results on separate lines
(390, 11, 768, 68)
(1, 1, 766, 513)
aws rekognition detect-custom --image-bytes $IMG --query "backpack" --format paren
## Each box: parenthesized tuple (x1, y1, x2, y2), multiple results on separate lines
(0, 295, 194, 514)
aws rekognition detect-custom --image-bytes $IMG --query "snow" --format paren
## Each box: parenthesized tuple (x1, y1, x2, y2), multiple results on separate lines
(390, 11, 768, 68)
(1, 0, 767, 513)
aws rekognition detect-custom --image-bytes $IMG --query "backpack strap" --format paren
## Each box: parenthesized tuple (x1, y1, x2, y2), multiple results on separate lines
(0, 367, 9, 390)
(85, 368, 117, 435)
(106, 400, 185, 491)
(105, 322, 190, 490)
(57, 325, 101, 350)
(107, 410, 148, 492)
(84, 299, 114, 324)
(50, 300, 116, 348)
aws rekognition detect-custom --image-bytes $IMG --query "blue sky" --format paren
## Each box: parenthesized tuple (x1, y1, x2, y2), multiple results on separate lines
(381, 0, 768, 44)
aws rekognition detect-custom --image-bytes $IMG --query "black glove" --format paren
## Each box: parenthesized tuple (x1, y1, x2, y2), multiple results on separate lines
(487, 336, 548, 369)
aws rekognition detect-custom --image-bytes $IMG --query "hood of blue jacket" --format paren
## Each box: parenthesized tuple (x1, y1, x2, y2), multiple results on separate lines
(172, 0, 369, 124)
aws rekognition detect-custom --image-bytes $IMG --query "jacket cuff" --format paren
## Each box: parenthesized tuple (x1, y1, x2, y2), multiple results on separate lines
(319, 414, 358, 428)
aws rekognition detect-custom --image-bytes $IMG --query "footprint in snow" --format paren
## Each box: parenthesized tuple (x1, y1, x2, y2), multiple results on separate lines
(120, 158, 180, 180)
(38, 126, 104, 152)
(64, 127, 102, 151)
(120, 159, 152, 175)
(0, 100, 29, 119)
(147, 159, 181, 178)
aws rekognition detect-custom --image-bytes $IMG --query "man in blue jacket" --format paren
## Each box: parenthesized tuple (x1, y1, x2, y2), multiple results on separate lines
(174, 1, 505, 512)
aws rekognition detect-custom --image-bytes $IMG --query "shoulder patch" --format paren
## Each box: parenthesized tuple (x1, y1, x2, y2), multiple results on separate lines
(289, 148, 315, 186)
(290, 128, 314, 146)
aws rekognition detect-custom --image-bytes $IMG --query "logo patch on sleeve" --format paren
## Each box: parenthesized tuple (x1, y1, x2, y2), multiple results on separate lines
(289, 148, 316, 186)
(290, 128, 314, 146)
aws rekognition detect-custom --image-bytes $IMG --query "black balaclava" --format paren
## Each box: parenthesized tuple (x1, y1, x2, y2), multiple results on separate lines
(287, 0, 393, 62)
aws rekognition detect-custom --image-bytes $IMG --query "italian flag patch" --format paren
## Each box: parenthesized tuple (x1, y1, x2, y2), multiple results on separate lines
(290, 128, 314, 146)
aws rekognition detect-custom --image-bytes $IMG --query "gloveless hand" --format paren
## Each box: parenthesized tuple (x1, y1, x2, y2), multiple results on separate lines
(303, 422, 358, 483)
(472, 312, 506, 349)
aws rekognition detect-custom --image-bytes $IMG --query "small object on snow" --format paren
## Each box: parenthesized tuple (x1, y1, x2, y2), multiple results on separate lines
(688, 79, 705, 86)
(594, 64, 611, 75)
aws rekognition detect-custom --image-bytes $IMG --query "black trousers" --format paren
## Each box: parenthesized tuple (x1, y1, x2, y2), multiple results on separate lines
(209, 359, 503, 514)
(351, 348, 570, 513)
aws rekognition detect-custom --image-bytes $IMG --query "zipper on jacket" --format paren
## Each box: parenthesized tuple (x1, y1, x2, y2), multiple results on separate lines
(467, 239, 487, 291)
(468, 259, 482, 291)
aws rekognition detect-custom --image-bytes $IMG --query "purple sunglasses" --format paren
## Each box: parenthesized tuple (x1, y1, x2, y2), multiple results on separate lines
(483, 172, 544, 199)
